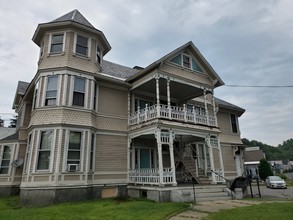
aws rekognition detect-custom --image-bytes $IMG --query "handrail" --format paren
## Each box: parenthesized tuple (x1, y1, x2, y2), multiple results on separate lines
(211, 169, 231, 184)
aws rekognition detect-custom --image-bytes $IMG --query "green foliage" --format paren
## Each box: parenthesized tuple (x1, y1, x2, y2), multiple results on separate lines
(242, 138, 293, 160)
(277, 173, 288, 180)
(0, 197, 189, 220)
(0, 117, 4, 127)
(258, 159, 273, 180)
(205, 202, 293, 220)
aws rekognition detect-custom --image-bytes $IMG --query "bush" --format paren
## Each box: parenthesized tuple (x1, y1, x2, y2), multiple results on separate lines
(277, 173, 288, 180)
(258, 159, 273, 180)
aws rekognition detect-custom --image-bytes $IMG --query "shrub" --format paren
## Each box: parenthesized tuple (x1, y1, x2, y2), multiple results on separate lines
(258, 159, 273, 180)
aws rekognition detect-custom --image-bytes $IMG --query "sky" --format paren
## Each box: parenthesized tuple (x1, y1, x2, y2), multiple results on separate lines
(0, 0, 292, 146)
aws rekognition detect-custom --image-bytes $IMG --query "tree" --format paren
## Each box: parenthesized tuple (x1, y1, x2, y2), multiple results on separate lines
(258, 159, 273, 180)
(0, 117, 4, 127)
(8, 115, 17, 128)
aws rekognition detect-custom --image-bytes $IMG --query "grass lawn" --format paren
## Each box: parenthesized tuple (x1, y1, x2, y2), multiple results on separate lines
(204, 202, 293, 220)
(0, 197, 189, 220)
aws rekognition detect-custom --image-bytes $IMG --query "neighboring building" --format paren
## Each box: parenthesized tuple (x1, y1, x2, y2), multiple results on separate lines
(269, 160, 293, 173)
(0, 10, 245, 206)
(244, 146, 265, 178)
(0, 128, 16, 140)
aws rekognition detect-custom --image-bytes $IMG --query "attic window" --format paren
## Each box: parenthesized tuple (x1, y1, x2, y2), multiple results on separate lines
(170, 53, 204, 73)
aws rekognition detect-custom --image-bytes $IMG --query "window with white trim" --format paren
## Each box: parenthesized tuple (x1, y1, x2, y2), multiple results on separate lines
(230, 114, 238, 133)
(66, 131, 82, 170)
(33, 80, 39, 109)
(36, 130, 53, 170)
(170, 52, 204, 73)
(0, 145, 12, 174)
(72, 77, 85, 107)
(23, 134, 32, 173)
(50, 34, 64, 53)
(76, 34, 88, 56)
(96, 45, 101, 64)
(45, 75, 58, 106)
(89, 133, 95, 171)
(93, 82, 97, 111)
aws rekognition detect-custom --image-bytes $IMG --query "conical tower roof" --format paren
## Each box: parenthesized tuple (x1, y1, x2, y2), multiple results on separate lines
(51, 9, 95, 29)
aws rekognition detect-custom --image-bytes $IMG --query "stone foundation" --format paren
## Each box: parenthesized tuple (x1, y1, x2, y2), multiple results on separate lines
(20, 185, 127, 207)
(0, 186, 20, 196)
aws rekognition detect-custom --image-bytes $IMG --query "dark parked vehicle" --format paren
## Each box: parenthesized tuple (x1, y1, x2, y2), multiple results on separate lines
(265, 176, 287, 189)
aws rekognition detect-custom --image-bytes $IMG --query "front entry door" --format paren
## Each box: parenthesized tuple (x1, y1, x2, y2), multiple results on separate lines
(140, 149, 150, 168)
(235, 155, 242, 176)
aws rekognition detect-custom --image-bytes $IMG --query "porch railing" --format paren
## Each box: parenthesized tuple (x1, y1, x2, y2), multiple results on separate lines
(129, 104, 216, 126)
(128, 168, 174, 185)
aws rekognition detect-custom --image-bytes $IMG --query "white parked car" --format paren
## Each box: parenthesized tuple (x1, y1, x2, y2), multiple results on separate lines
(265, 176, 287, 189)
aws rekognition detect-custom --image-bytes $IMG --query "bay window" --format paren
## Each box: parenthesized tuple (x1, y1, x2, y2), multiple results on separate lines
(76, 34, 88, 56)
(37, 130, 53, 170)
(45, 75, 58, 106)
(67, 131, 82, 171)
(50, 33, 64, 53)
(73, 77, 85, 107)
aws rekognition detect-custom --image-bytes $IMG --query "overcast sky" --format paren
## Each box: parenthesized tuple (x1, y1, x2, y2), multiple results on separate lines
(0, 0, 292, 146)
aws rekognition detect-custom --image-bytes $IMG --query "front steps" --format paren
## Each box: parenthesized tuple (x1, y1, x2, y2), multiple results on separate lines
(128, 184, 231, 203)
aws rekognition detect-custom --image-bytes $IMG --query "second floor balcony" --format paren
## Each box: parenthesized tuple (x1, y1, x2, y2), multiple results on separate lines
(129, 103, 216, 127)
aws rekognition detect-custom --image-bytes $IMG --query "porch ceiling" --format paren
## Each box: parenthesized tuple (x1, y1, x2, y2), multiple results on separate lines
(134, 78, 204, 101)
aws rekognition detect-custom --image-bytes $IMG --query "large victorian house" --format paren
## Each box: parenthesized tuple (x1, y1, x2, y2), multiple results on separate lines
(0, 10, 245, 206)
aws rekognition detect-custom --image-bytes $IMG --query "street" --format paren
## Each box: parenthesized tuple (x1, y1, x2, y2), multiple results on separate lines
(248, 185, 293, 199)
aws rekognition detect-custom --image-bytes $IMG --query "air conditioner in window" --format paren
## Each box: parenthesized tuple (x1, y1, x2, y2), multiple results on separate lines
(67, 164, 79, 172)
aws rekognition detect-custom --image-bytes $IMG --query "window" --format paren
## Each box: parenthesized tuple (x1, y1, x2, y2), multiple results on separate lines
(40, 40, 44, 58)
(182, 54, 191, 68)
(0, 145, 11, 174)
(73, 77, 85, 107)
(96, 46, 101, 64)
(93, 83, 97, 111)
(24, 134, 32, 173)
(89, 134, 95, 171)
(37, 131, 53, 170)
(230, 114, 238, 133)
(195, 106, 206, 116)
(45, 75, 58, 106)
(50, 34, 64, 53)
(170, 53, 204, 73)
(135, 99, 153, 111)
(67, 131, 82, 170)
(76, 35, 88, 56)
(33, 80, 39, 109)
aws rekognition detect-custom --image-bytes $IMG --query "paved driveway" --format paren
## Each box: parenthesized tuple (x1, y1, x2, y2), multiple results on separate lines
(249, 185, 293, 199)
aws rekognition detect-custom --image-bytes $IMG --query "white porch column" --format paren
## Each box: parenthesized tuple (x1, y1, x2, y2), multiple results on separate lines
(206, 136, 216, 184)
(155, 128, 164, 186)
(203, 89, 209, 125)
(212, 92, 218, 127)
(217, 136, 225, 179)
(156, 76, 160, 118)
(127, 137, 132, 183)
(169, 130, 177, 186)
(167, 79, 171, 119)
(203, 144, 208, 176)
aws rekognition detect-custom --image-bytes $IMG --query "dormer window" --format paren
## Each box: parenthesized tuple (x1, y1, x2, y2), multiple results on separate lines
(50, 34, 64, 53)
(170, 52, 204, 73)
(76, 35, 88, 56)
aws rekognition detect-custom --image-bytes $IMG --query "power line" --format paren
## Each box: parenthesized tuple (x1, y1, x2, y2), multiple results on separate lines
(225, 85, 293, 88)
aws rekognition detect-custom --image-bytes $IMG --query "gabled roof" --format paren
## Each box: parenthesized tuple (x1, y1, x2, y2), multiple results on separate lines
(51, 9, 95, 29)
(12, 81, 30, 109)
(126, 41, 224, 87)
(215, 97, 245, 116)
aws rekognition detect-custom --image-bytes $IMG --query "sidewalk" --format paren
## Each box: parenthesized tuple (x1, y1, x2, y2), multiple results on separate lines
(169, 200, 263, 220)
